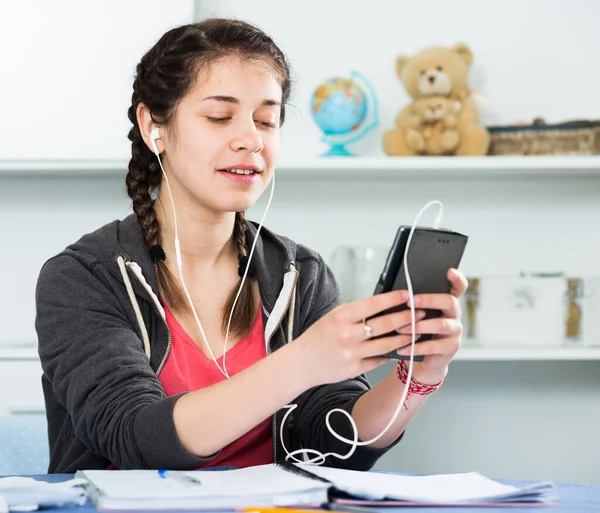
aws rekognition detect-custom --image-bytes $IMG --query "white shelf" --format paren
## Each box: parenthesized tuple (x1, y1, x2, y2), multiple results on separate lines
(1, 345, 600, 362)
(0, 346, 39, 360)
(455, 347, 600, 361)
(277, 155, 600, 180)
(0, 159, 127, 177)
(0, 155, 599, 179)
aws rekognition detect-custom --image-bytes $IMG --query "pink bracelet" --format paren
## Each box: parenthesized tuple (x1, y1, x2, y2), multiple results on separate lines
(396, 360, 443, 409)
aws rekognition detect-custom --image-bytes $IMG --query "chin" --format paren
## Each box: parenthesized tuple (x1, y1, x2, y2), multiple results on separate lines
(220, 197, 261, 214)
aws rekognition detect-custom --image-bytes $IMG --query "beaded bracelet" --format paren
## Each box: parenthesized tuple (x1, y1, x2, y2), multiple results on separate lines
(396, 360, 444, 409)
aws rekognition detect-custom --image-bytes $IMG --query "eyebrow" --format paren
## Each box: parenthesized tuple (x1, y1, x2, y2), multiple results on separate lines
(201, 95, 281, 107)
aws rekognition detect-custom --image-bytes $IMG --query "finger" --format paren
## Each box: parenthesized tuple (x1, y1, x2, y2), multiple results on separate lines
(410, 293, 461, 318)
(361, 309, 427, 339)
(361, 334, 416, 359)
(448, 268, 468, 298)
(340, 289, 409, 323)
(397, 317, 462, 336)
(397, 337, 461, 358)
(359, 357, 394, 375)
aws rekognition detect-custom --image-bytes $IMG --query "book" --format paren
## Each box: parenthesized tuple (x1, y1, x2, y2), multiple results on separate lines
(75, 462, 558, 511)
(75, 464, 330, 511)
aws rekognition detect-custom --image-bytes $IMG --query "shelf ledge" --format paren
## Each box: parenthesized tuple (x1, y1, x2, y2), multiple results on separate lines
(0, 155, 599, 180)
(455, 347, 600, 361)
(0, 346, 39, 360)
(1, 345, 600, 361)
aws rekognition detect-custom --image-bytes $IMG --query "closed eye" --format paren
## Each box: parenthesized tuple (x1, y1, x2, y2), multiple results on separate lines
(206, 116, 231, 124)
(206, 117, 276, 128)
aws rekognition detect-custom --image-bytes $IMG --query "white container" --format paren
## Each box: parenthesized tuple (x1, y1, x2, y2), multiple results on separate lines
(582, 276, 600, 347)
(475, 274, 567, 348)
(330, 246, 388, 302)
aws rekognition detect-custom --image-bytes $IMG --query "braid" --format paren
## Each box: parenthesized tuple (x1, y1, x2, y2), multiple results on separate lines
(235, 211, 249, 258)
(125, 115, 159, 247)
(221, 212, 256, 338)
(125, 99, 186, 311)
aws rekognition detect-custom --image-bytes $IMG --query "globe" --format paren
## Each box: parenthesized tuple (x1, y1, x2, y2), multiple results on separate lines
(310, 71, 378, 156)
(312, 78, 367, 135)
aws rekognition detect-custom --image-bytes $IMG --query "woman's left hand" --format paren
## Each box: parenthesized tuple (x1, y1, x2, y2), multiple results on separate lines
(395, 268, 468, 384)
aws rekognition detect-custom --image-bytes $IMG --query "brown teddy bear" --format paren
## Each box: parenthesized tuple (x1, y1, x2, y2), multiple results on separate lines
(383, 43, 490, 156)
(406, 96, 462, 155)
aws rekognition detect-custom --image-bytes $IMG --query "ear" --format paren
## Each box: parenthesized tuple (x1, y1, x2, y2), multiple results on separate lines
(136, 103, 164, 154)
(453, 43, 473, 67)
(395, 55, 410, 79)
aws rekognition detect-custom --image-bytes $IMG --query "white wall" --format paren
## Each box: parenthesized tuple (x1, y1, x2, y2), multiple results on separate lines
(369, 360, 600, 485)
(0, 177, 131, 346)
(197, 0, 600, 159)
(0, 0, 194, 160)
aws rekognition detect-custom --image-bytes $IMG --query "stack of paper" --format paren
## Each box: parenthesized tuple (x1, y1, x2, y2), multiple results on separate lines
(0, 476, 87, 510)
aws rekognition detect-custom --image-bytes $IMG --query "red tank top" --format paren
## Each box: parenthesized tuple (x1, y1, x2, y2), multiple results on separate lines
(159, 302, 272, 468)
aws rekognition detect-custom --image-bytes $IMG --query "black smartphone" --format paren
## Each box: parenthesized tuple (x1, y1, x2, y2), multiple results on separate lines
(368, 225, 468, 361)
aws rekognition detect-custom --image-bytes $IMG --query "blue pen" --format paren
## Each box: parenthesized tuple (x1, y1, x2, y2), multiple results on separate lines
(158, 469, 202, 485)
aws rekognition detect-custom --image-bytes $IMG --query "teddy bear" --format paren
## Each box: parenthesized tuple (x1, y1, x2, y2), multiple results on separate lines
(406, 96, 462, 155)
(383, 43, 490, 156)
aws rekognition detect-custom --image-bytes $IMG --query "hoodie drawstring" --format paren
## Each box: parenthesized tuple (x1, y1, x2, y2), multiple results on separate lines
(117, 255, 151, 360)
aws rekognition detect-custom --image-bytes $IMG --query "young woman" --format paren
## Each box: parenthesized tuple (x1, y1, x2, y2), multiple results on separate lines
(35, 18, 467, 473)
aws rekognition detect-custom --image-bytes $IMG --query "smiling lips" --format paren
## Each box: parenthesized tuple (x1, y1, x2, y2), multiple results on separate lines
(217, 164, 263, 183)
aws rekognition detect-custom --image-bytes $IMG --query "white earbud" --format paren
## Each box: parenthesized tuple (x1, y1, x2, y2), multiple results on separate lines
(150, 127, 160, 156)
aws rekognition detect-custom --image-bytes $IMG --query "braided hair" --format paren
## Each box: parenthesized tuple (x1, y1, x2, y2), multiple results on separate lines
(125, 18, 291, 338)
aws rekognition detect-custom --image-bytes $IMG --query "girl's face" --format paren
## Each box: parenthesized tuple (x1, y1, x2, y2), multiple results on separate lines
(161, 54, 283, 216)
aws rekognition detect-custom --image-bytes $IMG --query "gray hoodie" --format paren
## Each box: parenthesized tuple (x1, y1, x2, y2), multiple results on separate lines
(35, 214, 402, 473)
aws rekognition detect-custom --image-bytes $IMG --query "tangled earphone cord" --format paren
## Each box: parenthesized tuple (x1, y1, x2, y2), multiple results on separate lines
(279, 200, 444, 465)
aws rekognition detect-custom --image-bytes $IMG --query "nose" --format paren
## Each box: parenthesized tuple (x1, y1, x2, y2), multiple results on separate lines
(428, 74, 436, 85)
(230, 124, 264, 154)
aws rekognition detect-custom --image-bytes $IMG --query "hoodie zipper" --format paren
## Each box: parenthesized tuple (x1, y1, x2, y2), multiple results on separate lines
(266, 263, 298, 462)
(156, 320, 172, 376)
(124, 261, 172, 376)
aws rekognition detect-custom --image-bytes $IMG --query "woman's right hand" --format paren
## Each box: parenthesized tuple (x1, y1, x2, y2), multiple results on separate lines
(292, 290, 425, 388)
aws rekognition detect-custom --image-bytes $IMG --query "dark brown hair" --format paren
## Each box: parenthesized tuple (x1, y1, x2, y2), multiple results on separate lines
(125, 18, 291, 339)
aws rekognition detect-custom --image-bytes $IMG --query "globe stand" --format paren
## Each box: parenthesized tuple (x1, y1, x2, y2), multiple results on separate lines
(322, 143, 355, 157)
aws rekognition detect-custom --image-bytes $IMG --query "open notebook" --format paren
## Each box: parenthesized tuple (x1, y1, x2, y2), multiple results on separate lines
(289, 463, 558, 507)
(75, 462, 557, 511)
